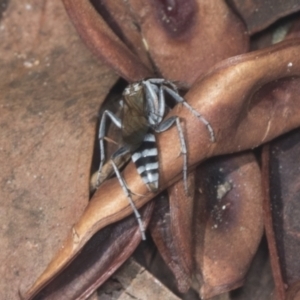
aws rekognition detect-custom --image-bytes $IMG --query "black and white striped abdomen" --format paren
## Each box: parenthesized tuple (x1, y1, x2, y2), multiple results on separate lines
(131, 131, 159, 192)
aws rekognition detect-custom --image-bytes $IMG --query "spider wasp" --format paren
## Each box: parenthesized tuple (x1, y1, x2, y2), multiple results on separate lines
(97, 78, 215, 239)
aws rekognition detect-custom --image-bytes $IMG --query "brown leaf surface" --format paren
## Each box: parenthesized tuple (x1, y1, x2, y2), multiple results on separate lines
(89, 0, 154, 72)
(62, 0, 152, 82)
(228, 0, 300, 34)
(63, 0, 248, 86)
(230, 238, 275, 300)
(28, 202, 154, 300)
(124, 0, 248, 85)
(262, 18, 300, 300)
(0, 0, 117, 299)
(268, 129, 300, 295)
(26, 39, 300, 297)
(194, 153, 263, 299)
(149, 176, 195, 293)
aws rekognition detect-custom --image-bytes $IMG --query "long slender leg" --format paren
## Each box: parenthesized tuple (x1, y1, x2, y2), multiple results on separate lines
(110, 159, 146, 240)
(143, 80, 159, 100)
(143, 80, 163, 126)
(155, 116, 189, 194)
(163, 85, 215, 142)
(148, 78, 178, 92)
(157, 85, 166, 121)
(97, 110, 122, 187)
(154, 116, 177, 133)
(111, 145, 130, 160)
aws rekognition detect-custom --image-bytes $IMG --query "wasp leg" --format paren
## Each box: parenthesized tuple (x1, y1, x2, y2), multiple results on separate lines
(110, 159, 146, 240)
(111, 145, 130, 160)
(157, 85, 166, 121)
(148, 78, 178, 92)
(111, 146, 145, 197)
(155, 116, 189, 195)
(163, 86, 215, 143)
(143, 80, 164, 126)
(97, 110, 122, 188)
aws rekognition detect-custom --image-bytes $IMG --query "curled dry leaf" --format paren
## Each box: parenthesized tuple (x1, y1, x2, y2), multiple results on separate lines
(62, 0, 248, 86)
(88, 0, 154, 71)
(149, 152, 263, 299)
(262, 144, 286, 300)
(262, 20, 300, 300)
(123, 0, 248, 85)
(260, 77, 300, 300)
(62, 0, 152, 82)
(268, 129, 300, 296)
(25, 39, 300, 298)
(26, 202, 154, 300)
(149, 173, 195, 293)
(193, 153, 263, 299)
(228, 0, 300, 34)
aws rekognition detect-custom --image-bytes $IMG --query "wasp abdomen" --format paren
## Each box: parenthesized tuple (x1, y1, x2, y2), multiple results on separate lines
(131, 132, 159, 192)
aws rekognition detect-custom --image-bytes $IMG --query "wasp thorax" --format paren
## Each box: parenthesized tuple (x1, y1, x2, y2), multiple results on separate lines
(122, 82, 146, 113)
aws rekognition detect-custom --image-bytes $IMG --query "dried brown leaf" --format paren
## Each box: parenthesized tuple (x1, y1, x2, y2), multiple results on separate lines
(26, 39, 300, 297)
(149, 175, 195, 293)
(0, 0, 117, 299)
(194, 153, 263, 298)
(228, 0, 300, 34)
(268, 129, 300, 296)
(63, 0, 248, 85)
(62, 0, 152, 82)
(124, 0, 248, 85)
(27, 202, 154, 300)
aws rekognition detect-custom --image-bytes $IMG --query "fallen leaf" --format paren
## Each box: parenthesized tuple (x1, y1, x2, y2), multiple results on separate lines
(62, 0, 248, 86)
(25, 39, 300, 298)
(267, 129, 300, 297)
(26, 202, 154, 300)
(228, 0, 300, 34)
(0, 0, 117, 299)
(193, 153, 263, 298)
(149, 175, 195, 293)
